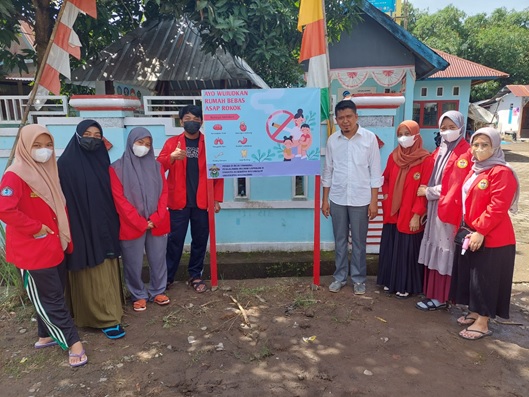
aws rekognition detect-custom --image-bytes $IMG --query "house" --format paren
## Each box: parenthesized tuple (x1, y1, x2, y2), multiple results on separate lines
(413, 49, 508, 150)
(479, 85, 529, 140)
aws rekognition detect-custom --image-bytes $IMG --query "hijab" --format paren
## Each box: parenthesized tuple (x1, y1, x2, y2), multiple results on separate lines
(428, 110, 465, 187)
(7, 125, 70, 250)
(391, 120, 430, 216)
(57, 120, 120, 271)
(471, 127, 520, 213)
(111, 127, 162, 218)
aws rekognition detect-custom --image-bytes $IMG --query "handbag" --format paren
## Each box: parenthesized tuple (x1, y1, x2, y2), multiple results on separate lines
(454, 225, 484, 251)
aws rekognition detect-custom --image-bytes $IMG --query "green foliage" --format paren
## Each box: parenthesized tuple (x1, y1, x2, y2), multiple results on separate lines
(408, 5, 529, 102)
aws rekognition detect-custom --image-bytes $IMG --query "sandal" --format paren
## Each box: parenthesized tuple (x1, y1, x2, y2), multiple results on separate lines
(133, 299, 147, 312)
(101, 324, 126, 339)
(459, 328, 493, 340)
(69, 349, 88, 367)
(415, 298, 447, 311)
(188, 278, 207, 293)
(153, 294, 170, 305)
(457, 313, 478, 326)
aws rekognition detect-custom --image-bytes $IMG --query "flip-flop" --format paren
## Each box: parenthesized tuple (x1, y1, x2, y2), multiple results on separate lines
(69, 349, 88, 367)
(34, 340, 58, 349)
(101, 324, 126, 339)
(415, 298, 447, 311)
(459, 328, 493, 341)
(457, 313, 478, 326)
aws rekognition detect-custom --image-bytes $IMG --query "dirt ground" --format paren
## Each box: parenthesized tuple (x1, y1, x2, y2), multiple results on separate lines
(1, 275, 528, 397)
(2, 141, 529, 397)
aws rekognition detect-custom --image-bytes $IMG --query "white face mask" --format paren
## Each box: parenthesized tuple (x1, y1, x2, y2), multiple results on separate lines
(31, 148, 53, 163)
(440, 127, 461, 143)
(132, 144, 150, 157)
(397, 135, 415, 148)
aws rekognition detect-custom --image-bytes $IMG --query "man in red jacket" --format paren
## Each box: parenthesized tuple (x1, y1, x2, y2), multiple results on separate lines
(158, 105, 224, 292)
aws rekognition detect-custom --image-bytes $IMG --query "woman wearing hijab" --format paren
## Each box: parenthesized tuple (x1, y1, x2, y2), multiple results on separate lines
(0, 125, 87, 366)
(58, 120, 125, 339)
(110, 127, 170, 312)
(416, 111, 472, 311)
(450, 128, 519, 340)
(377, 120, 433, 298)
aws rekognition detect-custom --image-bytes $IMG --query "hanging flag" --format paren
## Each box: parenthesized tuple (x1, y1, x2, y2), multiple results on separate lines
(298, 0, 330, 124)
(37, 0, 97, 96)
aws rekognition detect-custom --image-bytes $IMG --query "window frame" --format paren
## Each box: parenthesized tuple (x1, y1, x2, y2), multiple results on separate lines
(233, 177, 250, 200)
(292, 175, 308, 199)
(452, 86, 460, 96)
(420, 87, 428, 97)
(412, 100, 460, 128)
(436, 87, 444, 97)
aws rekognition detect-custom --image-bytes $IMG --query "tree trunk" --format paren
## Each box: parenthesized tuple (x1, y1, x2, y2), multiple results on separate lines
(32, 0, 52, 68)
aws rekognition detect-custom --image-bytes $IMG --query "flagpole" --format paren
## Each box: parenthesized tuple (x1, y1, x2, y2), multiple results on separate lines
(5, 0, 70, 170)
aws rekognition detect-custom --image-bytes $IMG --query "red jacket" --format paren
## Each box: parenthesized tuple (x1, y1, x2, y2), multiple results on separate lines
(381, 154, 434, 234)
(157, 133, 224, 210)
(436, 140, 472, 226)
(109, 166, 170, 240)
(464, 165, 517, 248)
(0, 171, 70, 270)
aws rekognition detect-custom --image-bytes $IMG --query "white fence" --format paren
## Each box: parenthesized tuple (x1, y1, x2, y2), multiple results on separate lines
(0, 95, 69, 124)
(142, 96, 201, 116)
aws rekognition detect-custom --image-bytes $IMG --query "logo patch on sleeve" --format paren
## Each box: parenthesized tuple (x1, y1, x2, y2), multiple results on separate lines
(1, 187, 13, 196)
(457, 159, 469, 169)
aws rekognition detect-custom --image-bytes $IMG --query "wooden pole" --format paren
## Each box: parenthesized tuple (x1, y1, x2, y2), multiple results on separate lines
(4, 0, 69, 170)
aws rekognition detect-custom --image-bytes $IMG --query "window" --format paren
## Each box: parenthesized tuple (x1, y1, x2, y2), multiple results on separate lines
(436, 87, 443, 96)
(420, 87, 428, 97)
(293, 176, 307, 198)
(453, 86, 460, 96)
(412, 100, 459, 128)
(234, 177, 249, 199)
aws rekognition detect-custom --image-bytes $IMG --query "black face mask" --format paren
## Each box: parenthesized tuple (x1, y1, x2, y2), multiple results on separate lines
(79, 137, 102, 151)
(184, 121, 201, 134)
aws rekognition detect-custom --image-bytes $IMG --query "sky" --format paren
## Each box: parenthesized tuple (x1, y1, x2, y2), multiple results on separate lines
(408, 0, 529, 16)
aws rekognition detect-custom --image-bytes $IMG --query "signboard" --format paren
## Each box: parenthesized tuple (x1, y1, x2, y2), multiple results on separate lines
(202, 88, 321, 179)
(368, 0, 396, 13)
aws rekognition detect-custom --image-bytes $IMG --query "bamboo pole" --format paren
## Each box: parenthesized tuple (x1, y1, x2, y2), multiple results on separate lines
(4, 0, 69, 170)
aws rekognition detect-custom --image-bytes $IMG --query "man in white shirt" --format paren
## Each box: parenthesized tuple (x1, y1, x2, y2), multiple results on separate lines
(322, 100, 383, 294)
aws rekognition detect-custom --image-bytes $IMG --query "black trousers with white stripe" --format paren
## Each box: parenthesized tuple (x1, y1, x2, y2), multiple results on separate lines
(23, 261, 80, 350)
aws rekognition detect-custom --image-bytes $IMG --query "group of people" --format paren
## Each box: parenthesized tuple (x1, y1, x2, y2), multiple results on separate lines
(0, 105, 223, 367)
(324, 100, 519, 341)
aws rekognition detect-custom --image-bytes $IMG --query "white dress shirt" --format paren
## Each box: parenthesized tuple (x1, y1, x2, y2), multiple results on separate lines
(322, 126, 383, 206)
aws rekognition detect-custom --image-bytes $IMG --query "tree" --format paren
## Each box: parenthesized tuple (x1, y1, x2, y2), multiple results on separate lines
(408, 5, 529, 101)
(1, 0, 362, 90)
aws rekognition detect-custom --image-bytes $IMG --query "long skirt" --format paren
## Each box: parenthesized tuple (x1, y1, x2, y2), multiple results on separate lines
(377, 223, 397, 288)
(450, 244, 515, 319)
(388, 230, 424, 295)
(68, 258, 124, 328)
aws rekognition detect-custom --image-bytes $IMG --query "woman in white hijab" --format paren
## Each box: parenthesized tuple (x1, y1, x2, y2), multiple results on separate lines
(416, 111, 472, 311)
(450, 127, 519, 340)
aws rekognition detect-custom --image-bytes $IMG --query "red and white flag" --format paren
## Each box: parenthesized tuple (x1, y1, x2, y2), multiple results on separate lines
(36, 0, 97, 96)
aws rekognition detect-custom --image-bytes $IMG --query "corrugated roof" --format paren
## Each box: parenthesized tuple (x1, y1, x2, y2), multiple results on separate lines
(507, 85, 529, 97)
(429, 49, 508, 82)
(70, 18, 268, 93)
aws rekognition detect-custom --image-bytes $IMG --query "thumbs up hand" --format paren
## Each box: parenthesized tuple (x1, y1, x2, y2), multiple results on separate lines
(170, 141, 185, 161)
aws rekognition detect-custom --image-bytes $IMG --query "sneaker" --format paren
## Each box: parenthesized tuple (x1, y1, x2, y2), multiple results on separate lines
(329, 280, 346, 293)
(133, 299, 147, 312)
(153, 294, 170, 305)
(353, 283, 366, 295)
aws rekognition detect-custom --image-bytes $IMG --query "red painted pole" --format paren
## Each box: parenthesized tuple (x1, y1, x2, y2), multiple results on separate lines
(207, 179, 218, 288)
(313, 175, 321, 286)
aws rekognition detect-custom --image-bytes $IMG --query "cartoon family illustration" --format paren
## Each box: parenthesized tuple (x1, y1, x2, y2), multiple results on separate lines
(281, 108, 313, 161)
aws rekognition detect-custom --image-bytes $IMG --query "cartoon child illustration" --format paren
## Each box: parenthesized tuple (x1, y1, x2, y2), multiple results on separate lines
(292, 108, 305, 157)
(282, 135, 296, 161)
(299, 123, 313, 159)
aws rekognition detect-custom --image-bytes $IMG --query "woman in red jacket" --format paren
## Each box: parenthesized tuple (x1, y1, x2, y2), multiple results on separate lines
(377, 120, 433, 297)
(0, 125, 87, 367)
(450, 127, 519, 340)
(416, 111, 472, 311)
(110, 127, 171, 312)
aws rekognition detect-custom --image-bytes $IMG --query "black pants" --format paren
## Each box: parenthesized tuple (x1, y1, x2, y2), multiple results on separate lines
(23, 261, 80, 350)
(166, 207, 209, 283)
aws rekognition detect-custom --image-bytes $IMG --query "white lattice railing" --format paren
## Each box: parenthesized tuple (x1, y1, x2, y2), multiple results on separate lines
(142, 96, 201, 116)
(0, 95, 68, 124)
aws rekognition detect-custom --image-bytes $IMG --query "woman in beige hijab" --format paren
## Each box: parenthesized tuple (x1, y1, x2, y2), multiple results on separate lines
(0, 124, 87, 367)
